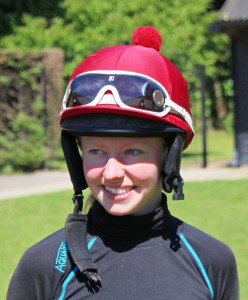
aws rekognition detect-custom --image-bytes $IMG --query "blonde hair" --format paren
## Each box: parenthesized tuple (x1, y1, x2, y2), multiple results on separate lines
(83, 193, 95, 214)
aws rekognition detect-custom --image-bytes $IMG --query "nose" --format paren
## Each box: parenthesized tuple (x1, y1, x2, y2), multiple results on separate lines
(103, 157, 125, 180)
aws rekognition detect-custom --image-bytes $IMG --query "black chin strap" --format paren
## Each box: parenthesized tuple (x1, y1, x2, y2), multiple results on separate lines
(61, 131, 101, 283)
(163, 133, 185, 200)
(65, 212, 101, 283)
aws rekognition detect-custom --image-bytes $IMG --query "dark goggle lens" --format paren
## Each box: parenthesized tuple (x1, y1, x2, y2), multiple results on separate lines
(68, 74, 106, 107)
(66, 74, 166, 112)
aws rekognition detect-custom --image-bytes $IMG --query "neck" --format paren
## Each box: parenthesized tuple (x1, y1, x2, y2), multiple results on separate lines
(87, 194, 171, 237)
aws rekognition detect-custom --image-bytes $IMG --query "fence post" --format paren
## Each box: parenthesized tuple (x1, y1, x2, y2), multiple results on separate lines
(198, 64, 207, 168)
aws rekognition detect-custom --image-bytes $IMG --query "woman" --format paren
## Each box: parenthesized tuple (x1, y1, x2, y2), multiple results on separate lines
(7, 26, 239, 300)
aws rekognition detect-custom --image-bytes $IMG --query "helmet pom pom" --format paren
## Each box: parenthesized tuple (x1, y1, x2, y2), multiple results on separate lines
(131, 26, 162, 52)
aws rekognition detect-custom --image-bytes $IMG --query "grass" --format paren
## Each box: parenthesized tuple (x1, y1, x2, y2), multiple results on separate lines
(182, 129, 235, 167)
(1, 180, 247, 299)
(0, 190, 72, 300)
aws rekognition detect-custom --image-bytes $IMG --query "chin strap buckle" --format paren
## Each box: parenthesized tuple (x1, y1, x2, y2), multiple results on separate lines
(72, 193, 83, 214)
(83, 270, 101, 283)
(172, 178, 184, 200)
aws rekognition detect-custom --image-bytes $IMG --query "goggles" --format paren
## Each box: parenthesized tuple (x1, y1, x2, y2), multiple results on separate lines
(62, 71, 193, 131)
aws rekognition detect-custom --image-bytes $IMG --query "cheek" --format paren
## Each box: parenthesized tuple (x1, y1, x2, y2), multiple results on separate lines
(129, 163, 160, 183)
(83, 159, 101, 183)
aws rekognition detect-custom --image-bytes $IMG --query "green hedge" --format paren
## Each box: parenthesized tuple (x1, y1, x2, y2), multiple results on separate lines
(0, 49, 64, 173)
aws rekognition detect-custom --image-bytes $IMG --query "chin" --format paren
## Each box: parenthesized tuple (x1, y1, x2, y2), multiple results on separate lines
(105, 204, 136, 216)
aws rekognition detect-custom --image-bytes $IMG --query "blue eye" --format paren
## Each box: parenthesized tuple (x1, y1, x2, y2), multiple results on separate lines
(125, 149, 142, 155)
(89, 149, 104, 155)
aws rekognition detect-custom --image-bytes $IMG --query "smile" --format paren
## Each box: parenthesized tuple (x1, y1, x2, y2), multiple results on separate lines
(105, 186, 132, 195)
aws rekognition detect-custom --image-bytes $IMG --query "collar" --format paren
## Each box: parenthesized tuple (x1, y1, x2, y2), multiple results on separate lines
(87, 194, 172, 240)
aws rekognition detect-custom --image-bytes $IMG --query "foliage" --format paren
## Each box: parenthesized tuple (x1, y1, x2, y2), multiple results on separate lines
(1, 109, 45, 172)
(0, 102, 46, 173)
(0, 0, 63, 35)
(0, 51, 46, 173)
(0, 46, 65, 173)
(0, 0, 232, 129)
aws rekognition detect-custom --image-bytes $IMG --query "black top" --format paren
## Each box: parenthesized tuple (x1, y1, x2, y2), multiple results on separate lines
(7, 196, 239, 300)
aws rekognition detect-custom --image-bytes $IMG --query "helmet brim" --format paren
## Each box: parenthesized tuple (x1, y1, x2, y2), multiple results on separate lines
(61, 113, 184, 137)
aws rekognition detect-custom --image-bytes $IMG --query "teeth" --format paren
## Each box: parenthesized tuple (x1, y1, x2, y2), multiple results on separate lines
(105, 187, 131, 195)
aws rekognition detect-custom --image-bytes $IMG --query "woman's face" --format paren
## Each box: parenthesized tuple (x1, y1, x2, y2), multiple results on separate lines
(81, 136, 167, 216)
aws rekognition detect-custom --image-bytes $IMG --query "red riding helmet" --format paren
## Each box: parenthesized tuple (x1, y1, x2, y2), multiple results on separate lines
(60, 26, 194, 149)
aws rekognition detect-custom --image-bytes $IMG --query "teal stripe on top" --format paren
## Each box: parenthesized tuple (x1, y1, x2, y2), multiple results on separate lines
(178, 233, 214, 299)
(58, 236, 97, 300)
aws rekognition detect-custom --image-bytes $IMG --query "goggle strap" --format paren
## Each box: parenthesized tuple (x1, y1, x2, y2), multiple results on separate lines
(165, 99, 194, 132)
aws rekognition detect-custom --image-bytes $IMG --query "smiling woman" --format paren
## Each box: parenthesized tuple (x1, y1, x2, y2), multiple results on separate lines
(81, 136, 166, 216)
(7, 26, 239, 300)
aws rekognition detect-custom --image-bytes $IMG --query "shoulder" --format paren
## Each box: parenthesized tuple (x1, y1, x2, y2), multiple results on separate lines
(7, 228, 70, 299)
(16, 228, 68, 275)
(179, 222, 239, 299)
(167, 217, 236, 269)
(179, 222, 236, 263)
(25, 228, 65, 257)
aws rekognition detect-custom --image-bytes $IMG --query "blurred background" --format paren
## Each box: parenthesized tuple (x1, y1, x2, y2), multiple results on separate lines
(0, 1, 248, 299)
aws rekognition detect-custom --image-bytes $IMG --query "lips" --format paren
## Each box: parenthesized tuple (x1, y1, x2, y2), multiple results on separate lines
(105, 186, 132, 195)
